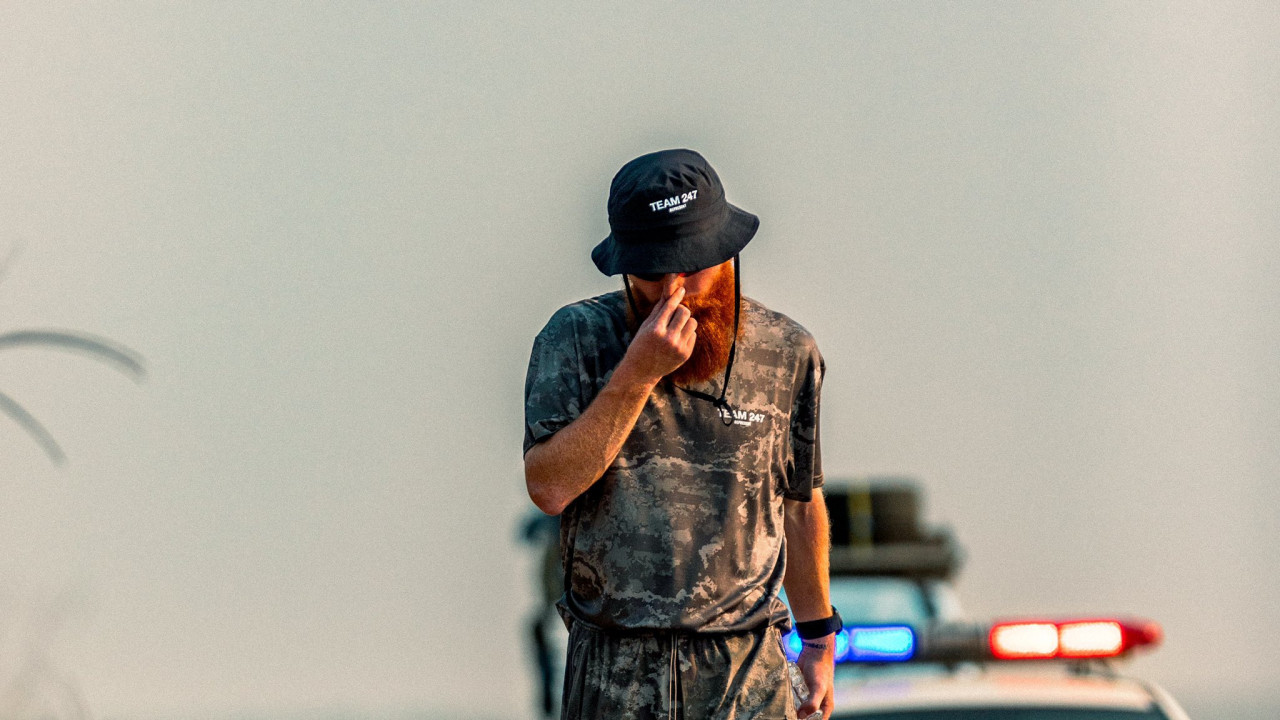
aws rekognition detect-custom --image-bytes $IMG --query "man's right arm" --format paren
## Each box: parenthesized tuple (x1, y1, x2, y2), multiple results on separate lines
(525, 286, 695, 515)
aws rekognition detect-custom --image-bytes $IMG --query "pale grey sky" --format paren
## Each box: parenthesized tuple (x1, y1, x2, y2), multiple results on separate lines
(1, 3, 1277, 719)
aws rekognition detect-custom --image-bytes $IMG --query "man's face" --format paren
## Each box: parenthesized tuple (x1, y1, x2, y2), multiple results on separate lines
(627, 259, 738, 386)
(627, 261, 727, 307)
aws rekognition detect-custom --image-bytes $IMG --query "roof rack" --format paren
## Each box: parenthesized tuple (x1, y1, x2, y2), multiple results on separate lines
(824, 477, 965, 580)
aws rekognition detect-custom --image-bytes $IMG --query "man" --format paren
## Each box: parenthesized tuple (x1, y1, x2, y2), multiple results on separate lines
(524, 149, 838, 719)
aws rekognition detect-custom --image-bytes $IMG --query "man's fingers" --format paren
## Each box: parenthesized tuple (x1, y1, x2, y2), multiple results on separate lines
(650, 286, 685, 325)
(678, 317, 698, 353)
(798, 688, 831, 719)
(667, 304, 692, 334)
(797, 677, 822, 716)
(809, 684, 833, 718)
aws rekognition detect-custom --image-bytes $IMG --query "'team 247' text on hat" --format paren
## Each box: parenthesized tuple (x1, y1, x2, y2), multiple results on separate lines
(650, 190, 698, 213)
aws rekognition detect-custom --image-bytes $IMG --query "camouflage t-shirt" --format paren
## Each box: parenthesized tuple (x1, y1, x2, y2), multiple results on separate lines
(524, 291, 823, 633)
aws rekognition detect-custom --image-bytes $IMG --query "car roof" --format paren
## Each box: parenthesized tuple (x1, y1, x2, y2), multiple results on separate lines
(833, 668, 1159, 714)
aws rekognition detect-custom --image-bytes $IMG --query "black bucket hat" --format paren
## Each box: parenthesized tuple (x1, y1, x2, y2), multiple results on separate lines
(591, 149, 759, 277)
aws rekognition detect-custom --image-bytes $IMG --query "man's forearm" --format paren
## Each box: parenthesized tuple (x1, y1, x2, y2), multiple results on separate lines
(783, 490, 832, 621)
(524, 360, 657, 515)
(526, 285, 695, 515)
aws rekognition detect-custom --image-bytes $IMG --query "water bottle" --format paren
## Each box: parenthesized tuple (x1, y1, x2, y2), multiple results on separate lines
(787, 661, 823, 720)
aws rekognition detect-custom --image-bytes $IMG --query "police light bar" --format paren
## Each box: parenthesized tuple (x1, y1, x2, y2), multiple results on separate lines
(783, 625, 916, 664)
(805, 617, 1161, 665)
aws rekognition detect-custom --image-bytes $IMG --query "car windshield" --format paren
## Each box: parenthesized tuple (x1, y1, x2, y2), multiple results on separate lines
(833, 708, 1167, 720)
(828, 577, 931, 625)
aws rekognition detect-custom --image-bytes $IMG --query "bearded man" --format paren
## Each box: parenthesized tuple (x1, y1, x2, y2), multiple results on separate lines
(524, 149, 838, 720)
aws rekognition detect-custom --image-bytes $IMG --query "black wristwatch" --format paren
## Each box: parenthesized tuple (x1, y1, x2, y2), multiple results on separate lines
(795, 607, 843, 640)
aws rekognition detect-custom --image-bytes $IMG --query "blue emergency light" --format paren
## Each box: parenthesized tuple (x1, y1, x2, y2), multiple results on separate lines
(783, 625, 916, 663)
(848, 626, 916, 661)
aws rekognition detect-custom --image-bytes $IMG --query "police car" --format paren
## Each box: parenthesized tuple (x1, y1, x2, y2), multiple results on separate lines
(799, 479, 1191, 720)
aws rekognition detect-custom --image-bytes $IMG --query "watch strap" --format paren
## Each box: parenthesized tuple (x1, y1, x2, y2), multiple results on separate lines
(795, 607, 843, 640)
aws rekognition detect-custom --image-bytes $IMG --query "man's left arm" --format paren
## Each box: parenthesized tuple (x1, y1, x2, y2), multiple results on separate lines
(784, 489, 834, 719)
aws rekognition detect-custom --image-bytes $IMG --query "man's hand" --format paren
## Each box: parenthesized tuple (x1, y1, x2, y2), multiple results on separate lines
(795, 636, 835, 719)
(621, 286, 696, 382)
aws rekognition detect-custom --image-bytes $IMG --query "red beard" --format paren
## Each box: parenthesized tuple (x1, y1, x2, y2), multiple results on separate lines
(628, 264, 739, 386)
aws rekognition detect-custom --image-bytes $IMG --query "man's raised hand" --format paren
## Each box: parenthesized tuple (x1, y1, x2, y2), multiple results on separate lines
(623, 286, 696, 383)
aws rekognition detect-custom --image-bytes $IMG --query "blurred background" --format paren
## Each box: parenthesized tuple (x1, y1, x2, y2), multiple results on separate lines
(1, 2, 1276, 719)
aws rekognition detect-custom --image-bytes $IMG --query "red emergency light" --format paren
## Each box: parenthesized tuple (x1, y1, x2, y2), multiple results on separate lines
(989, 618, 1162, 660)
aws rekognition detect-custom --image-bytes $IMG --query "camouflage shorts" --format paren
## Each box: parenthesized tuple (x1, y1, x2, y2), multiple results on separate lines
(561, 622, 796, 720)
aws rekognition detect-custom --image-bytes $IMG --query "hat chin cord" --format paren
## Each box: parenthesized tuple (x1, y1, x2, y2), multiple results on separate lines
(623, 256, 741, 427)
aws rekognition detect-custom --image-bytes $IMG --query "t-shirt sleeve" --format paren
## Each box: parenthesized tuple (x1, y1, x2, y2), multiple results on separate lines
(784, 341, 824, 501)
(523, 307, 586, 455)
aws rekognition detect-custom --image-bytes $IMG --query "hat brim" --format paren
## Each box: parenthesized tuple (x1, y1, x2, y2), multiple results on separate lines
(591, 203, 759, 277)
